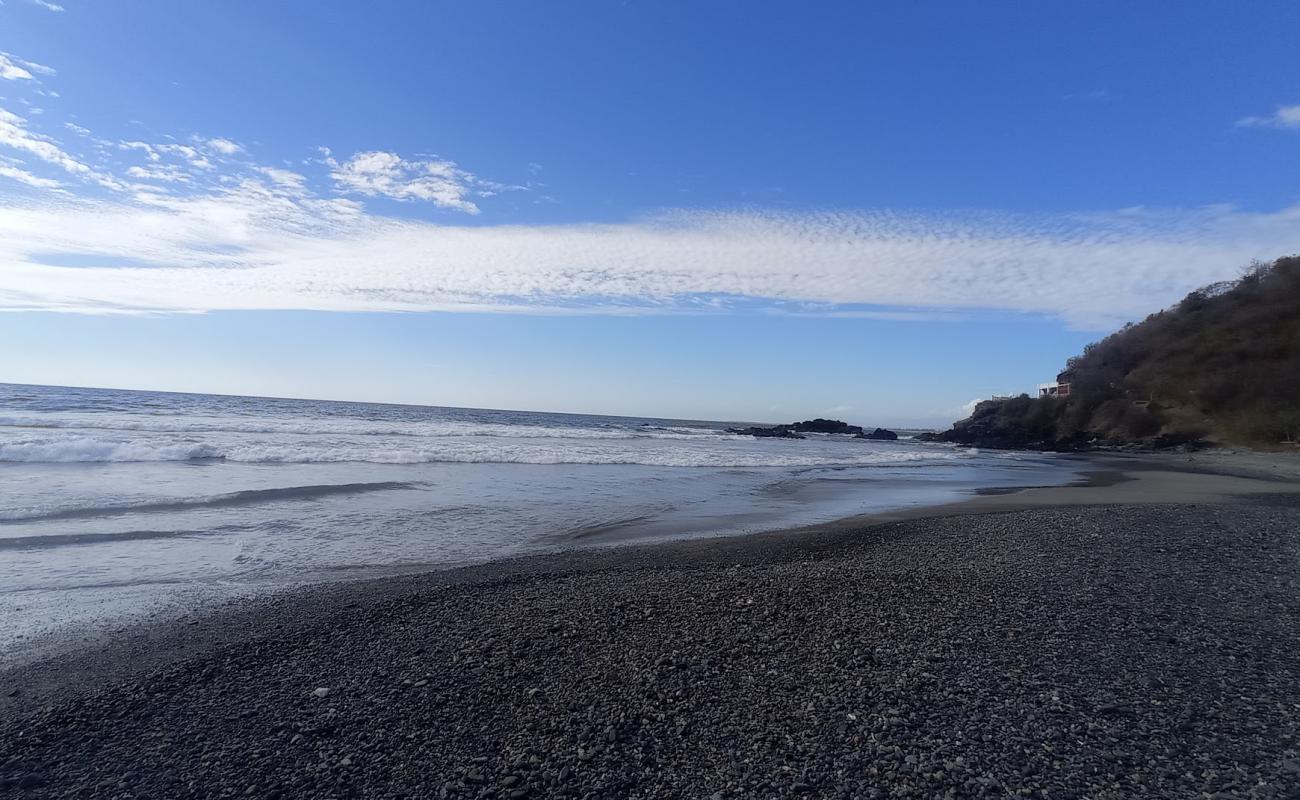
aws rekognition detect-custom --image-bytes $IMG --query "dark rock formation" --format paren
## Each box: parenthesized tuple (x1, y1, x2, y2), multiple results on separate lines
(788, 419, 865, 435)
(726, 426, 806, 439)
(728, 419, 870, 439)
(938, 396, 1089, 451)
(855, 428, 898, 441)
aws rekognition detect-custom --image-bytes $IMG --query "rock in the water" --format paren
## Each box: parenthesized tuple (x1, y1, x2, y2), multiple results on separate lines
(855, 428, 898, 441)
(788, 419, 865, 435)
(728, 418, 869, 438)
(726, 426, 805, 439)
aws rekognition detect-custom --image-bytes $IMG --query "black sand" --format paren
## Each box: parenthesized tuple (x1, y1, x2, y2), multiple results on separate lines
(3, 459, 1300, 799)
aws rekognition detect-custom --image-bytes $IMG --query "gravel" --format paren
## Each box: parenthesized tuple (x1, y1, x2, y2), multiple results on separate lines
(3, 501, 1300, 799)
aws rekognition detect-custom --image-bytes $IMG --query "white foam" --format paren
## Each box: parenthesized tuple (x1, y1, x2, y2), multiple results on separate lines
(0, 434, 964, 468)
(0, 414, 729, 441)
(0, 438, 219, 463)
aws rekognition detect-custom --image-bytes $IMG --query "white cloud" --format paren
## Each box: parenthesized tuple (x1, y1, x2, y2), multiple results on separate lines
(256, 166, 307, 189)
(29, 0, 65, 11)
(1, 75, 1297, 329)
(954, 398, 983, 421)
(157, 143, 213, 170)
(119, 140, 161, 161)
(0, 162, 60, 188)
(126, 164, 190, 183)
(2, 184, 1298, 327)
(0, 58, 33, 82)
(0, 108, 127, 191)
(329, 150, 481, 213)
(0, 107, 91, 176)
(0, 52, 54, 81)
(202, 137, 243, 155)
(1236, 103, 1300, 130)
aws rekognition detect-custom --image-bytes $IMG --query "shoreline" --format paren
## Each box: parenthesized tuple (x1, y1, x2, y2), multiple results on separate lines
(3, 450, 1300, 797)
(4, 450, 1299, 715)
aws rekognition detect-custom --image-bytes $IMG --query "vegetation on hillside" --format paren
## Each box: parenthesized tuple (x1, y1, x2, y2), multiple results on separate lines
(942, 255, 1300, 450)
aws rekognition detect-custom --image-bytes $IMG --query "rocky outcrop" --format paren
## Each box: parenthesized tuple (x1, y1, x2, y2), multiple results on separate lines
(729, 419, 913, 441)
(788, 419, 865, 435)
(855, 428, 898, 441)
(726, 426, 806, 439)
(729, 419, 877, 439)
(938, 397, 1088, 451)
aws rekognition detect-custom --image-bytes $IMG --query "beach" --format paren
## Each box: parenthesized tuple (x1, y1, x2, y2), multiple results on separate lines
(0, 383, 1086, 663)
(3, 453, 1299, 798)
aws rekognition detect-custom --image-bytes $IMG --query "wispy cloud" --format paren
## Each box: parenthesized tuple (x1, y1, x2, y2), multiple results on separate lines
(3, 185, 1298, 328)
(1, 109, 89, 178)
(326, 149, 484, 213)
(28, 0, 65, 11)
(0, 108, 127, 190)
(1236, 103, 1300, 130)
(126, 164, 191, 183)
(156, 143, 213, 170)
(1, 55, 1298, 330)
(202, 137, 242, 155)
(0, 52, 54, 82)
(0, 160, 61, 189)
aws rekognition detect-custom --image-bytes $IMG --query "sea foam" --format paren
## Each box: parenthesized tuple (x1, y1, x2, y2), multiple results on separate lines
(0, 434, 964, 467)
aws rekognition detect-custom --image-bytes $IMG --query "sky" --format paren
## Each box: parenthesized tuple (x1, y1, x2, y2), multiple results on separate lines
(1, 1, 1298, 425)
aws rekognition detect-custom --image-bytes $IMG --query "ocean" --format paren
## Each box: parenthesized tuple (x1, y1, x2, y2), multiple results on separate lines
(0, 383, 1079, 661)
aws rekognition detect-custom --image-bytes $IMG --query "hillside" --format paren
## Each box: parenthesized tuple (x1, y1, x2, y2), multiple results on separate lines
(941, 255, 1300, 450)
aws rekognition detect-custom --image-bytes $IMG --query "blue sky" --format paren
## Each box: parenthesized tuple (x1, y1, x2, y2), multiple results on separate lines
(1, 1, 1298, 424)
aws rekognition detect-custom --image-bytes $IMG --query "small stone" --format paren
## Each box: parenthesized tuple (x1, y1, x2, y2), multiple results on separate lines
(501, 775, 520, 787)
(311, 687, 330, 699)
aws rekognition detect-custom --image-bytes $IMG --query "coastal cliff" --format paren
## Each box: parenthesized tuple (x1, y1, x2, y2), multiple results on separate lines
(939, 256, 1300, 451)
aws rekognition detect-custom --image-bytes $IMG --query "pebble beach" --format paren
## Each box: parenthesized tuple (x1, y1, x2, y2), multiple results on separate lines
(4, 472, 1300, 798)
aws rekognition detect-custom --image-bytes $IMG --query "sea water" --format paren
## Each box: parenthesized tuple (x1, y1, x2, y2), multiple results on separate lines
(0, 383, 1079, 660)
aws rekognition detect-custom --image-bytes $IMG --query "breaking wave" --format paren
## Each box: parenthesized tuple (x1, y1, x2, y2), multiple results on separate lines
(0, 438, 221, 463)
(0, 434, 965, 468)
(0, 414, 730, 441)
